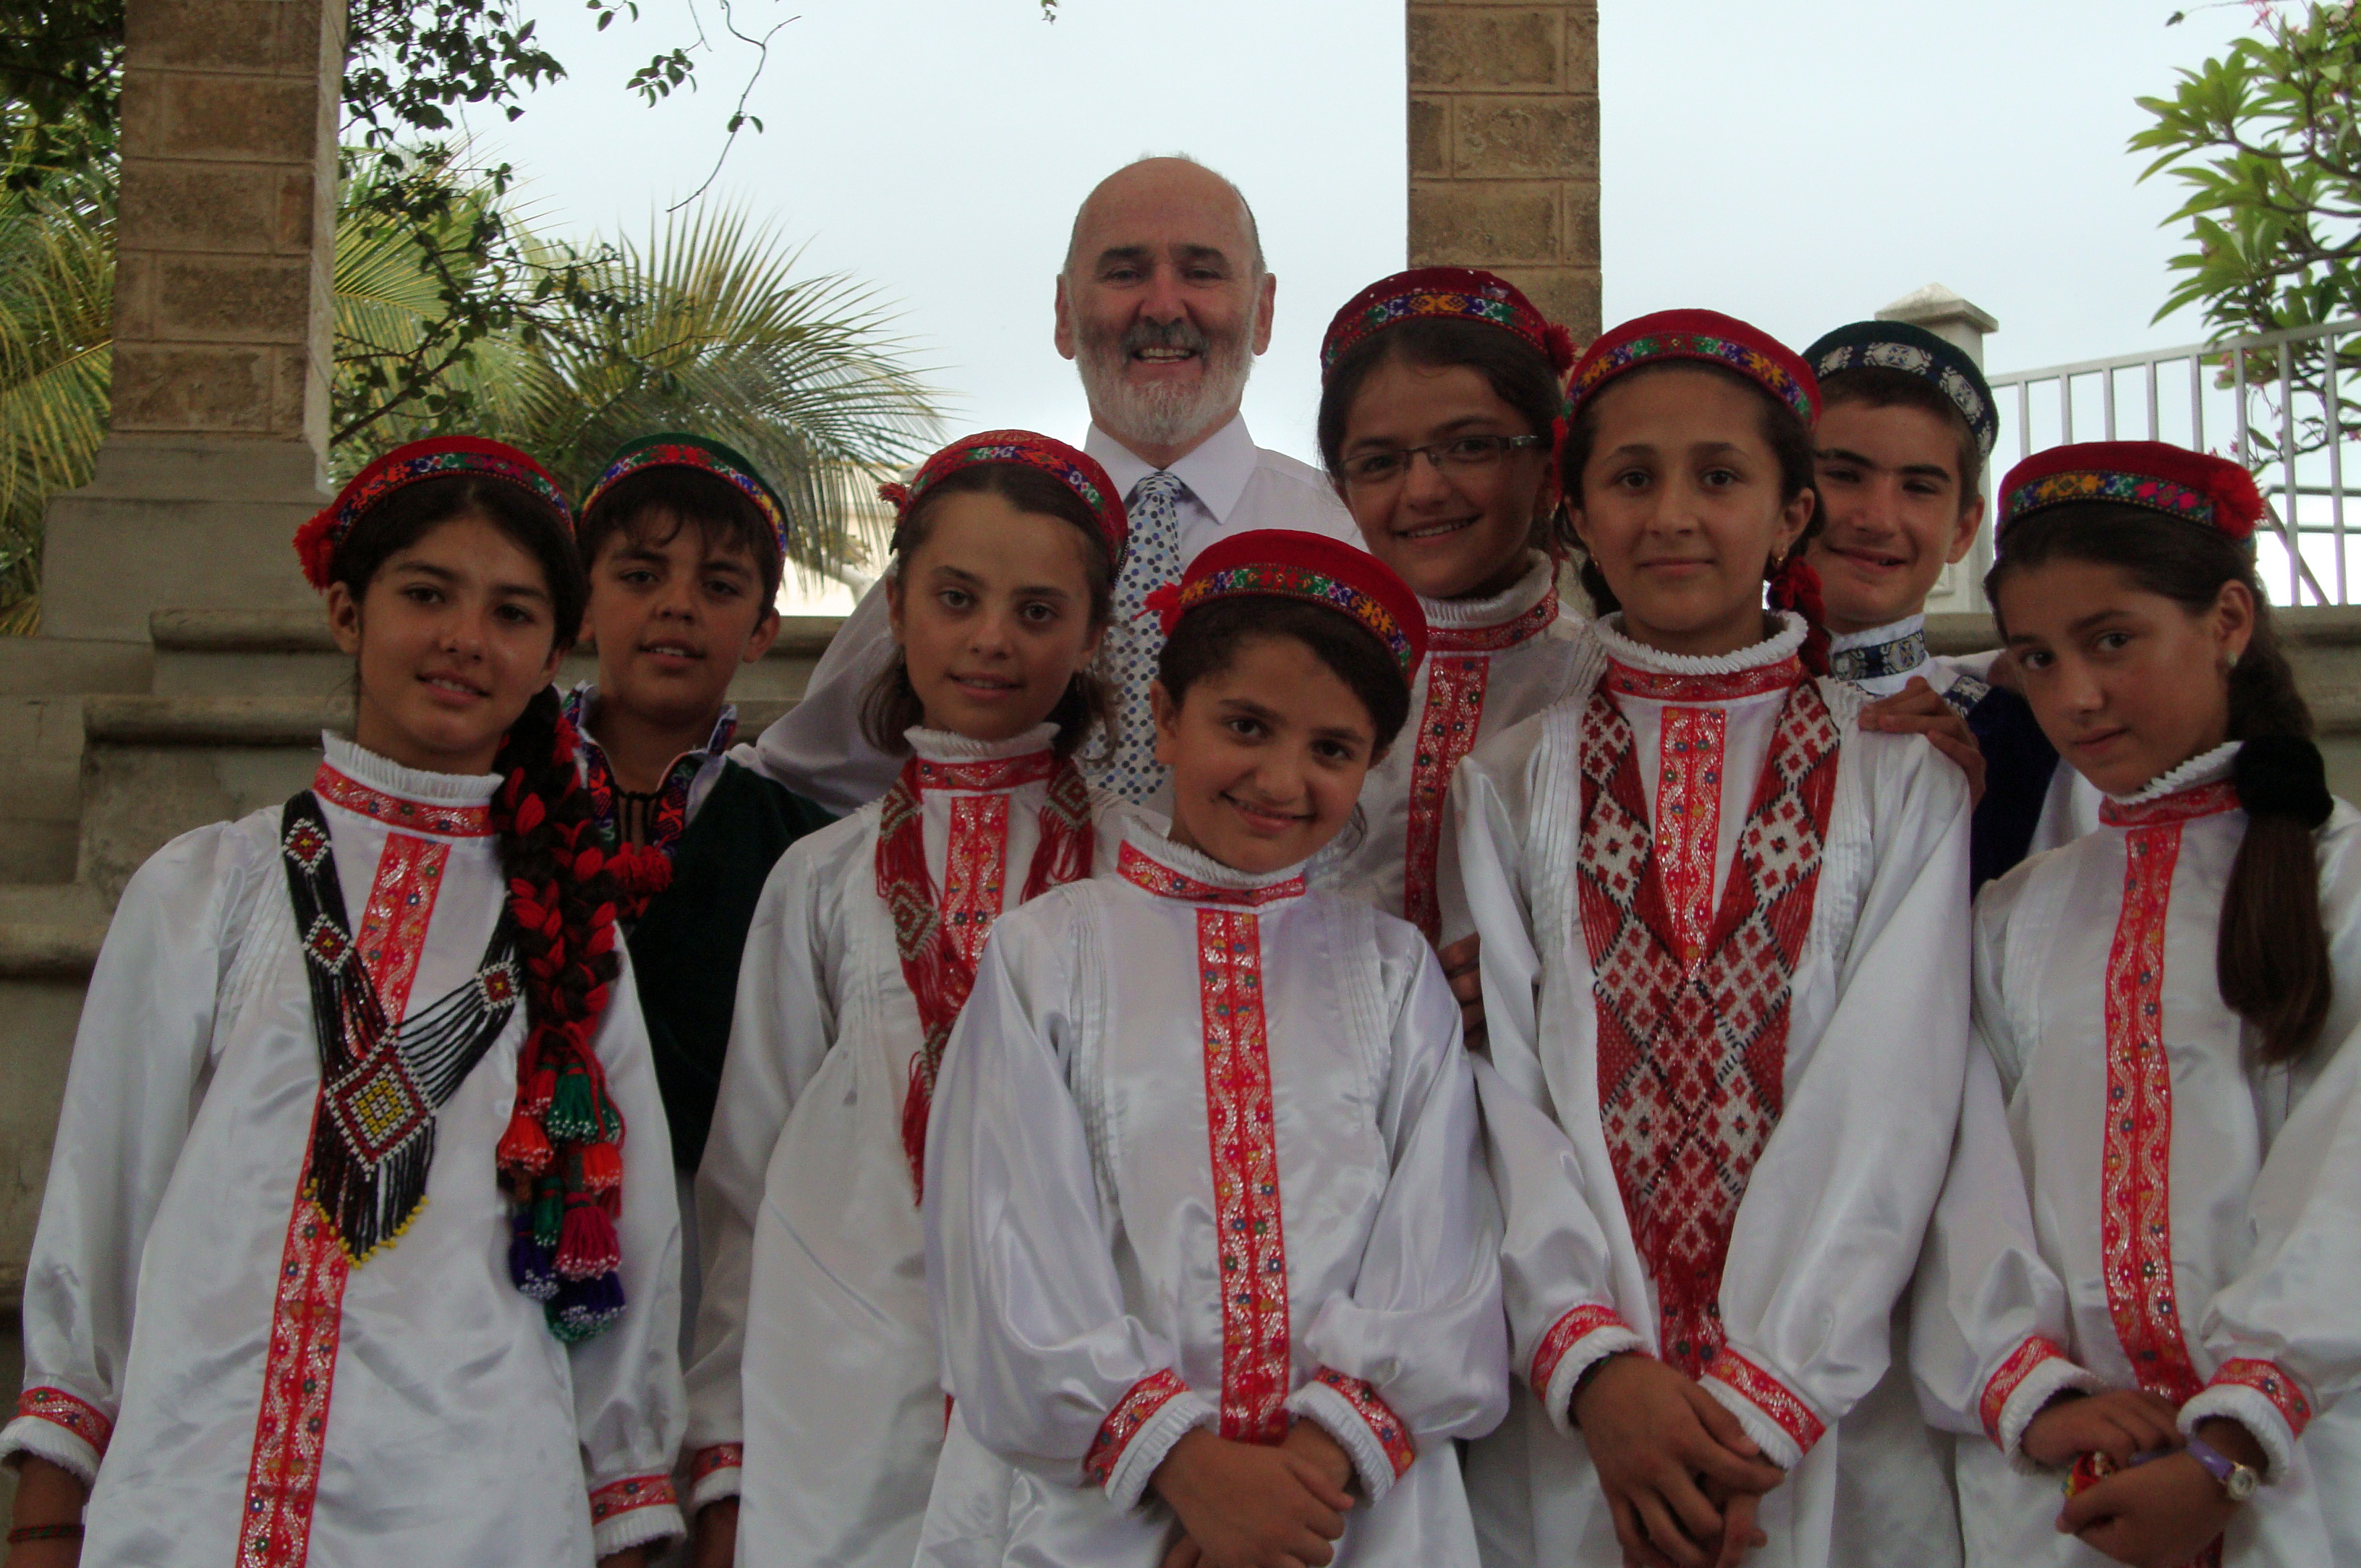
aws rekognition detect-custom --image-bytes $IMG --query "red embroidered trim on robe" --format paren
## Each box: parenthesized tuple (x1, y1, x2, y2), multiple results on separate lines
(1199, 907, 1293, 1444)
(2211, 1359, 2315, 1439)
(877, 751, 1095, 1197)
(1426, 581, 1559, 655)
(313, 763, 493, 838)
(1578, 674, 1838, 1376)
(1602, 655, 1803, 704)
(1529, 1303, 1635, 1397)
(1311, 1367, 1416, 1478)
(1979, 1334, 2073, 1445)
(1656, 707, 1724, 965)
(13, 1386, 112, 1457)
(2099, 780, 2239, 829)
(2103, 822, 2205, 1405)
(239, 822, 456, 1568)
(1703, 1347, 1826, 1453)
(1118, 841, 1306, 907)
(690, 1443, 742, 1480)
(1403, 654, 1489, 942)
(589, 1473, 679, 1525)
(1084, 1368, 1190, 1486)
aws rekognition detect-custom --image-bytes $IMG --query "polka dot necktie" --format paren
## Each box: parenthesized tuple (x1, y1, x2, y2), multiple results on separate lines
(1102, 469, 1186, 803)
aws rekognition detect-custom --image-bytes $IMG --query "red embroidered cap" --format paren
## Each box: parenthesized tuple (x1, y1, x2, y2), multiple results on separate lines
(295, 437, 571, 591)
(1150, 528, 1429, 677)
(1998, 440, 2263, 543)
(580, 433, 789, 558)
(1319, 266, 1578, 382)
(881, 430, 1129, 576)
(1567, 309, 1819, 427)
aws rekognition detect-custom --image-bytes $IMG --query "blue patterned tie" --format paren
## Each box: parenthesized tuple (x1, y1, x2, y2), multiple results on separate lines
(1101, 470, 1186, 802)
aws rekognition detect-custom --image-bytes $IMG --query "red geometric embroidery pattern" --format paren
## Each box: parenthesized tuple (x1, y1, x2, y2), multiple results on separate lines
(1979, 1334, 2072, 1444)
(14, 1386, 112, 1457)
(2213, 1358, 2315, 1440)
(1703, 1347, 1826, 1454)
(1312, 1367, 1416, 1478)
(1529, 1303, 1633, 1395)
(237, 1196, 350, 1568)
(1084, 1368, 1190, 1486)
(1119, 842, 1306, 908)
(1579, 673, 1835, 1376)
(354, 832, 447, 1024)
(943, 795, 1011, 973)
(2102, 822, 2205, 1405)
(911, 751, 1058, 794)
(312, 764, 493, 838)
(589, 1473, 678, 1524)
(690, 1444, 744, 1482)
(1426, 583, 1559, 656)
(1199, 907, 1293, 1444)
(1404, 654, 1489, 942)
(2098, 780, 2239, 830)
(1656, 708, 1725, 965)
(1602, 655, 1802, 704)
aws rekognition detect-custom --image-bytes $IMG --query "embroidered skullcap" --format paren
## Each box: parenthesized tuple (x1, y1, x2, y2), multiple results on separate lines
(295, 437, 571, 592)
(1568, 308, 1819, 427)
(1319, 266, 1578, 382)
(1149, 528, 1428, 678)
(581, 433, 790, 559)
(1804, 319, 1998, 460)
(880, 430, 1129, 576)
(1998, 440, 2263, 543)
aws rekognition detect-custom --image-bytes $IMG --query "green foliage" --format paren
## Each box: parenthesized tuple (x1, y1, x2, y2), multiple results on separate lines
(2133, 2, 2361, 334)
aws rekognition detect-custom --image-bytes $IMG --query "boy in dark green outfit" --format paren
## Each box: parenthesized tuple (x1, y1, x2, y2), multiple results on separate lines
(567, 435, 834, 1220)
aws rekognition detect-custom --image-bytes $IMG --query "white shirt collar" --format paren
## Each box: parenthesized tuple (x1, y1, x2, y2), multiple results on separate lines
(1084, 412, 1260, 525)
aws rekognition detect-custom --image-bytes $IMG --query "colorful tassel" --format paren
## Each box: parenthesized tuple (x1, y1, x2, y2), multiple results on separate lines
(532, 1182, 564, 1250)
(548, 1271, 626, 1342)
(580, 1140, 623, 1193)
(546, 1063, 599, 1141)
(498, 1109, 552, 1175)
(556, 1198, 621, 1281)
(509, 1209, 559, 1301)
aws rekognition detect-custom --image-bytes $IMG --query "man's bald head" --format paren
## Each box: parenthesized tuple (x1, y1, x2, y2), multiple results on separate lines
(1063, 155, 1264, 283)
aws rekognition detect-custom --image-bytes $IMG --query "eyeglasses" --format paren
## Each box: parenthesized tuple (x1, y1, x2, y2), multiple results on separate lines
(1339, 434, 1547, 489)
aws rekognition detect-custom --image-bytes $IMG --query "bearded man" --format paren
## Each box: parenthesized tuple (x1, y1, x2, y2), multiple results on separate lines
(744, 155, 1359, 811)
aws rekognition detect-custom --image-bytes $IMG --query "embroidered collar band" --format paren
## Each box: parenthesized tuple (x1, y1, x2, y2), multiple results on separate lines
(1424, 553, 1562, 655)
(1999, 441, 2263, 542)
(294, 437, 571, 592)
(1152, 528, 1429, 677)
(1592, 610, 1810, 702)
(1117, 825, 1309, 908)
(1804, 320, 1996, 459)
(881, 430, 1129, 576)
(2099, 741, 2243, 828)
(581, 433, 790, 558)
(315, 733, 499, 835)
(1570, 309, 1819, 427)
(1319, 266, 1576, 381)
(1826, 614, 1930, 685)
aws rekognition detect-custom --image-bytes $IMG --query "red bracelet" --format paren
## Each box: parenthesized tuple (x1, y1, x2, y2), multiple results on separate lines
(7, 1523, 84, 1543)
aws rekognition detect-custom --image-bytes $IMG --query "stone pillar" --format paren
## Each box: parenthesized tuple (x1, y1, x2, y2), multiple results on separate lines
(38, 0, 344, 646)
(1406, 0, 1600, 343)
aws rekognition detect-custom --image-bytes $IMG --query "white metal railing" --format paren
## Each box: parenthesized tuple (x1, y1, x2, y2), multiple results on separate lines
(1957, 317, 2361, 610)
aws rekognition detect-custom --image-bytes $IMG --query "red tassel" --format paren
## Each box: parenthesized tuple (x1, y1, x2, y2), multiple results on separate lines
(878, 480, 912, 509)
(556, 1199, 621, 1280)
(1544, 320, 1578, 375)
(1141, 581, 1184, 636)
(524, 1064, 558, 1115)
(581, 1140, 623, 1192)
(498, 1109, 553, 1175)
(1768, 555, 1832, 676)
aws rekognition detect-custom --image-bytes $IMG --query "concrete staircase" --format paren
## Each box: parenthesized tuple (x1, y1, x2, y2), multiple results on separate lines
(0, 614, 842, 1314)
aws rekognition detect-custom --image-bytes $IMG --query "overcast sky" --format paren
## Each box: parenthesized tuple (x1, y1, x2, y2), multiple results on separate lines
(470, 0, 2261, 474)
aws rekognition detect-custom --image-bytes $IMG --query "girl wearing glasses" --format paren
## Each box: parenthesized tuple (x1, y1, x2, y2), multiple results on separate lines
(1313, 268, 1586, 947)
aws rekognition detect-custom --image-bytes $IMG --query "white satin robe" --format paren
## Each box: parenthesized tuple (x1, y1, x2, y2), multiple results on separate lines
(1320, 555, 1584, 940)
(915, 821, 1509, 1566)
(1447, 614, 1973, 1568)
(684, 723, 1128, 1568)
(1913, 743, 2361, 1566)
(1, 736, 686, 1565)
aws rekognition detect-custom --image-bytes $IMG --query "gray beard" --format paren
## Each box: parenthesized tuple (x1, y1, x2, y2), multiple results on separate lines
(1076, 320, 1256, 453)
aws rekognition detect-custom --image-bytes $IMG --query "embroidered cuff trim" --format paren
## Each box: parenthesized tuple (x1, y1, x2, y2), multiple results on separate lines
(589, 1473, 681, 1546)
(688, 1444, 743, 1509)
(1701, 1348, 1824, 1468)
(1102, 1386, 1218, 1512)
(1991, 1353, 2104, 1473)
(1085, 1369, 1189, 1489)
(0, 1415, 101, 1489)
(591, 1498, 684, 1557)
(1532, 1306, 1647, 1436)
(2183, 1362, 2313, 1483)
(1979, 1336, 2074, 1445)
(12, 1388, 111, 1460)
(1290, 1369, 1416, 1499)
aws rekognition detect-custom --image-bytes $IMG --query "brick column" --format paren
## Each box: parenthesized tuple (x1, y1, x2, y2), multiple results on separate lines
(39, 0, 344, 644)
(1407, 1, 1600, 343)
